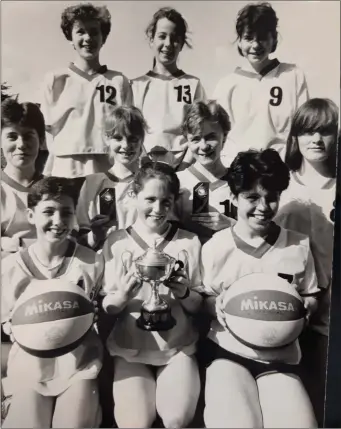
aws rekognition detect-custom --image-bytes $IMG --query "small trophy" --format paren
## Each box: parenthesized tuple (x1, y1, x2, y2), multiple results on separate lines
(122, 247, 188, 331)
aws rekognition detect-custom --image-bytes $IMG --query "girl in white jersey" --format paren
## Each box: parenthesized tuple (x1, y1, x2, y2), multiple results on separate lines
(213, 2, 309, 166)
(132, 7, 206, 170)
(1, 99, 46, 257)
(1, 177, 104, 428)
(41, 4, 133, 178)
(102, 161, 203, 428)
(275, 98, 339, 425)
(76, 105, 148, 250)
(176, 100, 236, 244)
(201, 149, 318, 428)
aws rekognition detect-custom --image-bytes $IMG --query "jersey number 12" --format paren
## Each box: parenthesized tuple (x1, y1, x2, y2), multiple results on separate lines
(96, 85, 117, 106)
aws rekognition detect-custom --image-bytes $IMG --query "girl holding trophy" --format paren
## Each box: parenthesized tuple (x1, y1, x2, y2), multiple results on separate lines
(102, 160, 203, 428)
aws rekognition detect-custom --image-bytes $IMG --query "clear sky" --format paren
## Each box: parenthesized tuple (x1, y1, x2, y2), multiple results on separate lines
(1, 1, 340, 105)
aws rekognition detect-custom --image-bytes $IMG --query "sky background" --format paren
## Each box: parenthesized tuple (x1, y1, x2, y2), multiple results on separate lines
(1, 1, 340, 105)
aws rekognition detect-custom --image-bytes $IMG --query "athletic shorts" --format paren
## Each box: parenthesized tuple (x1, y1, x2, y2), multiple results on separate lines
(198, 338, 299, 380)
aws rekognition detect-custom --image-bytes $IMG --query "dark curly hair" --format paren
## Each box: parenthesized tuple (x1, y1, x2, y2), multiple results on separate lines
(132, 158, 180, 200)
(61, 3, 111, 43)
(1, 98, 45, 147)
(182, 100, 231, 142)
(227, 149, 290, 196)
(28, 176, 80, 210)
(285, 98, 339, 174)
(236, 2, 278, 56)
(146, 7, 192, 49)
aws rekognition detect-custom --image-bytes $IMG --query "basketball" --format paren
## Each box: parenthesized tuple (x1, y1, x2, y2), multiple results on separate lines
(11, 279, 95, 358)
(222, 273, 306, 349)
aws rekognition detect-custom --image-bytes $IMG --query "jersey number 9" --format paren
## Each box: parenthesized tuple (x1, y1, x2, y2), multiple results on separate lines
(269, 86, 283, 106)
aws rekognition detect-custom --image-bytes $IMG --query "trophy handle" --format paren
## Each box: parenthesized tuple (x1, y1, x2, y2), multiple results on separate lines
(176, 250, 189, 274)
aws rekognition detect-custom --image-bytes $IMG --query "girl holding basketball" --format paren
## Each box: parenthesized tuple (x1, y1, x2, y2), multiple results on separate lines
(102, 161, 203, 428)
(213, 2, 309, 166)
(1, 177, 104, 428)
(276, 98, 339, 425)
(200, 149, 318, 428)
(131, 7, 206, 170)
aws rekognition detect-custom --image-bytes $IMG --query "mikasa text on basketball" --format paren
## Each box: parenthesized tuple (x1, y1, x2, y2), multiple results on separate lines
(24, 300, 80, 316)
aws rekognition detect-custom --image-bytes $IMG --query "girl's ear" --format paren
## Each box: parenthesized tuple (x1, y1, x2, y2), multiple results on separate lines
(26, 208, 36, 226)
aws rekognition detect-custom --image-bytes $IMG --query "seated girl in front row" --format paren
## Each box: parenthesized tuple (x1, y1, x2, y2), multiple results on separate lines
(201, 149, 318, 428)
(102, 161, 203, 428)
(1, 177, 104, 428)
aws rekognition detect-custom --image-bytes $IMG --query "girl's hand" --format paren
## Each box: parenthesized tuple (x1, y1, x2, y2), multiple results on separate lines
(215, 292, 228, 329)
(2, 321, 15, 343)
(303, 296, 319, 324)
(191, 212, 236, 232)
(90, 214, 116, 241)
(1, 237, 21, 253)
(164, 268, 190, 299)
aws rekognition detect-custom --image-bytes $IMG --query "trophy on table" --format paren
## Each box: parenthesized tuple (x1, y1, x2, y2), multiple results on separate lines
(122, 246, 189, 331)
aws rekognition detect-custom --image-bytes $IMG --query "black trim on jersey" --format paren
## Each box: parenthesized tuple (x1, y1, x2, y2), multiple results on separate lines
(231, 222, 281, 258)
(188, 165, 229, 192)
(1, 171, 43, 192)
(69, 63, 108, 81)
(146, 70, 186, 80)
(126, 223, 178, 252)
(19, 240, 77, 280)
(234, 59, 280, 81)
(291, 171, 336, 190)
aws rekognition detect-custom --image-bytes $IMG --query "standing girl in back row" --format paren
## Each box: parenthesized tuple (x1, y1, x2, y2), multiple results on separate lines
(132, 7, 206, 170)
(214, 2, 309, 166)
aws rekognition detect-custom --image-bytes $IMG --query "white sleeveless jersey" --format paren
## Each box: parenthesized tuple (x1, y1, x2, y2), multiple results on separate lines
(102, 222, 203, 366)
(213, 60, 309, 164)
(1, 172, 42, 250)
(175, 163, 236, 242)
(201, 224, 318, 364)
(40, 63, 133, 157)
(132, 70, 206, 167)
(1, 241, 104, 396)
(76, 172, 137, 233)
(275, 172, 336, 335)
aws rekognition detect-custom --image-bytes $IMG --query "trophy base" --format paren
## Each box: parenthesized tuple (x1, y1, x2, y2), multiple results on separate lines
(136, 308, 176, 331)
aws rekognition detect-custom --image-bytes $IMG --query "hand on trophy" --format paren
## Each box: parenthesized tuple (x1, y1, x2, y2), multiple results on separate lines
(164, 250, 190, 300)
(120, 251, 144, 300)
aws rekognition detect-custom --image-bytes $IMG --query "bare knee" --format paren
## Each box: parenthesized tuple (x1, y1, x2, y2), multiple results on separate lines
(114, 406, 156, 428)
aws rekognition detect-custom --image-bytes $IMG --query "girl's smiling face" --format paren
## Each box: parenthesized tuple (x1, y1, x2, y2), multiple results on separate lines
(71, 19, 103, 61)
(107, 130, 143, 166)
(135, 177, 175, 234)
(149, 18, 183, 68)
(187, 120, 225, 166)
(297, 130, 336, 164)
(238, 31, 275, 67)
(2, 125, 40, 170)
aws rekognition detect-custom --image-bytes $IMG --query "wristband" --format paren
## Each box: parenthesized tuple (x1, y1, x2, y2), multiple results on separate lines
(179, 287, 190, 300)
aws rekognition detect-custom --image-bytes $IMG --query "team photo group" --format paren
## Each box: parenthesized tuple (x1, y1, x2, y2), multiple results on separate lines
(0, 1, 339, 428)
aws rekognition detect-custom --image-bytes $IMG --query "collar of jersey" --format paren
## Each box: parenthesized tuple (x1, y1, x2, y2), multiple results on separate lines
(234, 58, 280, 80)
(69, 63, 108, 81)
(146, 70, 185, 80)
(1, 171, 43, 192)
(127, 220, 175, 251)
(291, 171, 336, 190)
(231, 221, 281, 258)
(189, 163, 229, 191)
